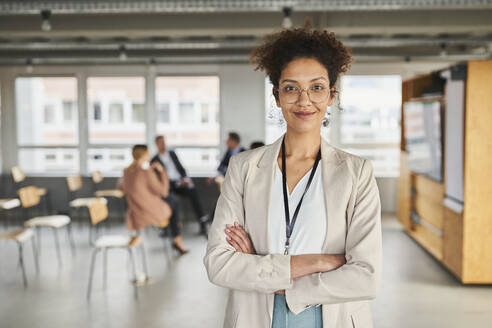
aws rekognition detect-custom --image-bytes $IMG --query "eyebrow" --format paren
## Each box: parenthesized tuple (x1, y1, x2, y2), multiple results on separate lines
(280, 77, 329, 84)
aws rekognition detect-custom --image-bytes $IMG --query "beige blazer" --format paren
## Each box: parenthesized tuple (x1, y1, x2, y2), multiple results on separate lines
(204, 135, 382, 328)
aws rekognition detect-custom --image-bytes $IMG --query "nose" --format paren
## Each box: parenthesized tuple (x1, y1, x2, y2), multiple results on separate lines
(297, 88, 311, 105)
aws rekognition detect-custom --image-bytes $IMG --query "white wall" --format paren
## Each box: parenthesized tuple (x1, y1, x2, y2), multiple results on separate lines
(219, 65, 265, 151)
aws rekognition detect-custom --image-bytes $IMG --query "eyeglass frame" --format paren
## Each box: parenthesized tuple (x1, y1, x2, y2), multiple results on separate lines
(274, 84, 336, 104)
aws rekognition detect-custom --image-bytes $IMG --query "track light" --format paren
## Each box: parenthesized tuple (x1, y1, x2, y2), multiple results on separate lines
(26, 58, 33, 73)
(440, 43, 448, 58)
(119, 45, 127, 61)
(41, 10, 52, 32)
(282, 7, 293, 29)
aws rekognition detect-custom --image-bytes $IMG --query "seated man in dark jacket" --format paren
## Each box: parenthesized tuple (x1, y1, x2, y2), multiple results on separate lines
(151, 135, 209, 235)
(206, 132, 246, 184)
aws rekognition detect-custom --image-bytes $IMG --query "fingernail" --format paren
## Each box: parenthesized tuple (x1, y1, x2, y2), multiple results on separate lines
(226, 236, 231, 240)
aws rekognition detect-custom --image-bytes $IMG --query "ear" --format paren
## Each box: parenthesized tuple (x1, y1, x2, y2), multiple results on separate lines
(273, 86, 281, 107)
(327, 86, 337, 107)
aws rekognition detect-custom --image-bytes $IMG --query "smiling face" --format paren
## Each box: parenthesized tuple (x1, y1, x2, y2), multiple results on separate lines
(275, 57, 335, 134)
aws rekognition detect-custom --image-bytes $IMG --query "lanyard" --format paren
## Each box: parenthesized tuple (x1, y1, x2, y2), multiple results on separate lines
(281, 137, 321, 255)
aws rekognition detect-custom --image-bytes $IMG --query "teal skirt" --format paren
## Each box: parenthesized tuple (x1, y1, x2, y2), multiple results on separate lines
(272, 294, 323, 328)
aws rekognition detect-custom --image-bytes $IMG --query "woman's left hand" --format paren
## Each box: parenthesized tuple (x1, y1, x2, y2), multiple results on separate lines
(225, 222, 256, 254)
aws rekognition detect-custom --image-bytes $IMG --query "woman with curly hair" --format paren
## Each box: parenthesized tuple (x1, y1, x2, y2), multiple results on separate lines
(204, 27, 381, 328)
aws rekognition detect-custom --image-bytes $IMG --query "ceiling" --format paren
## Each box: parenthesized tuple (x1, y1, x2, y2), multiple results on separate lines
(0, 0, 491, 65)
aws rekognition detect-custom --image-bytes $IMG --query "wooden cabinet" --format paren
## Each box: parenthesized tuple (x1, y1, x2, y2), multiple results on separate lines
(397, 60, 492, 284)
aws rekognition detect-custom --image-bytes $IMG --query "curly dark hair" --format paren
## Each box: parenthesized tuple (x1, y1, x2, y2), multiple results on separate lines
(250, 28, 352, 91)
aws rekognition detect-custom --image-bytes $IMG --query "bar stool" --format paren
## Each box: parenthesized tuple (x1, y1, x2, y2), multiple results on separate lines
(86, 200, 147, 300)
(0, 228, 38, 287)
(19, 186, 75, 267)
(0, 198, 21, 228)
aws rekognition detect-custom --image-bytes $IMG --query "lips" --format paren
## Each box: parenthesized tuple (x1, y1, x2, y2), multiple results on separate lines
(293, 111, 316, 119)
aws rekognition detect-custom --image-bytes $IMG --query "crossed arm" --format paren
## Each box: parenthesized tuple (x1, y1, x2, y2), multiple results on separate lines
(203, 155, 381, 309)
(225, 222, 346, 290)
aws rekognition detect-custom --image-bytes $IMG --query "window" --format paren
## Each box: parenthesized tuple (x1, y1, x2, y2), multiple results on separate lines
(15, 77, 79, 173)
(93, 102, 102, 121)
(16, 77, 78, 146)
(87, 77, 145, 144)
(63, 101, 75, 121)
(157, 103, 170, 123)
(179, 102, 195, 124)
(339, 75, 401, 177)
(19, 148, 79, 174)
(43, 104, 56, 124)
(108, 103, 124, 123)
(87, 148, 132, 174)
(132, 103, 144, 123)
(201, 103, 210, 123)
(155, 76, 220, 175)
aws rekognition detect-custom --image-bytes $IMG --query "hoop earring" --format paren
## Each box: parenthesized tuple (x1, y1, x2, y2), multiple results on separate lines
(322, 107, 331, 127)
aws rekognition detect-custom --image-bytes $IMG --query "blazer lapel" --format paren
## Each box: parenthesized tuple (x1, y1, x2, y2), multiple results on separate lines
(320, 139, 347, 252)
(245, 137, 283, 254)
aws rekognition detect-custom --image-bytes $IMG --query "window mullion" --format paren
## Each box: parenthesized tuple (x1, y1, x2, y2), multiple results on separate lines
(77, 72, 88, 175)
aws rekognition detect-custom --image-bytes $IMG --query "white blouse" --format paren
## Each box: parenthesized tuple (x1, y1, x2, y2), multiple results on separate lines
(268, 163, 327, 255)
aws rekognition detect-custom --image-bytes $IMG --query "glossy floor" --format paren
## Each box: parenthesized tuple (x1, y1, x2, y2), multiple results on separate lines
(0, 217, 491, 328)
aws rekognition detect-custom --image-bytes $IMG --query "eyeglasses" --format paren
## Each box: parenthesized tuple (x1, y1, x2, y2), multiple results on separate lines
(276, 84, 333, 104)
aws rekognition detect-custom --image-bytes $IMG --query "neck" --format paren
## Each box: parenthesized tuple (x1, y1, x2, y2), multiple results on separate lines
(284, 129, 321, 159)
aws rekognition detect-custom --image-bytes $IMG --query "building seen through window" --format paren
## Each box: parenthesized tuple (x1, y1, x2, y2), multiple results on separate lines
(156, 76, 220, 176)
(340, 75, 401, 177)
(16, 77, 79, 173)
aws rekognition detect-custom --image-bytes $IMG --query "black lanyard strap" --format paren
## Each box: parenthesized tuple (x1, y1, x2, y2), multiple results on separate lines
(281, 136, 321, 255)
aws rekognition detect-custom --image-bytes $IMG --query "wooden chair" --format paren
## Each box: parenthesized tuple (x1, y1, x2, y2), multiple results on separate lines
(20, 186, 75, 267)
(0, 228, 38, 287)
(86, 200, 147, 300)
(66, 175, 108, 208)
(91, 171, 125, 198)
(11, 166, 50, 212)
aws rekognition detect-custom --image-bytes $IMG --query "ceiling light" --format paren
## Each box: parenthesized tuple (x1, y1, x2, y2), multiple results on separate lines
(119, 45, 127, 61)
(41, 10, 52, 32)
(26, 58, 33, 73)
(440, 43, 448, 58)
(282, 7, 293, 29)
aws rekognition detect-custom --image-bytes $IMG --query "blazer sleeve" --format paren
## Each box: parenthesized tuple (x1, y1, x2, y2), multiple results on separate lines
(285, 159, 382, 314)
(203, 154, 292, 294)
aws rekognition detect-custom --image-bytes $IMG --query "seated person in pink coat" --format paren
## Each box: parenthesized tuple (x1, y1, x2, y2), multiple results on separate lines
(118, 144, 188, 254)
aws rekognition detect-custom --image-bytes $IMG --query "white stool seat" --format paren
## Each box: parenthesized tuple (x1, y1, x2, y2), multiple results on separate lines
(94, 189, 124, 198)
(0, 198, 21, 210)
(93, 235, 140, 249)
(70, 197, 107, 208)
(0, 228, 34, 243)
(25, 215, 71, 228)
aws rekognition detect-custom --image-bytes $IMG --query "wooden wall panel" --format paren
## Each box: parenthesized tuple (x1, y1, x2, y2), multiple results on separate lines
(414, 174, 445, 205)
(462, 60, 492, 283)
(443, 207, 463, 279)
(397, 151, 412, 230)
(410, 222, 443, 261)
(414, 194, 444, 231)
